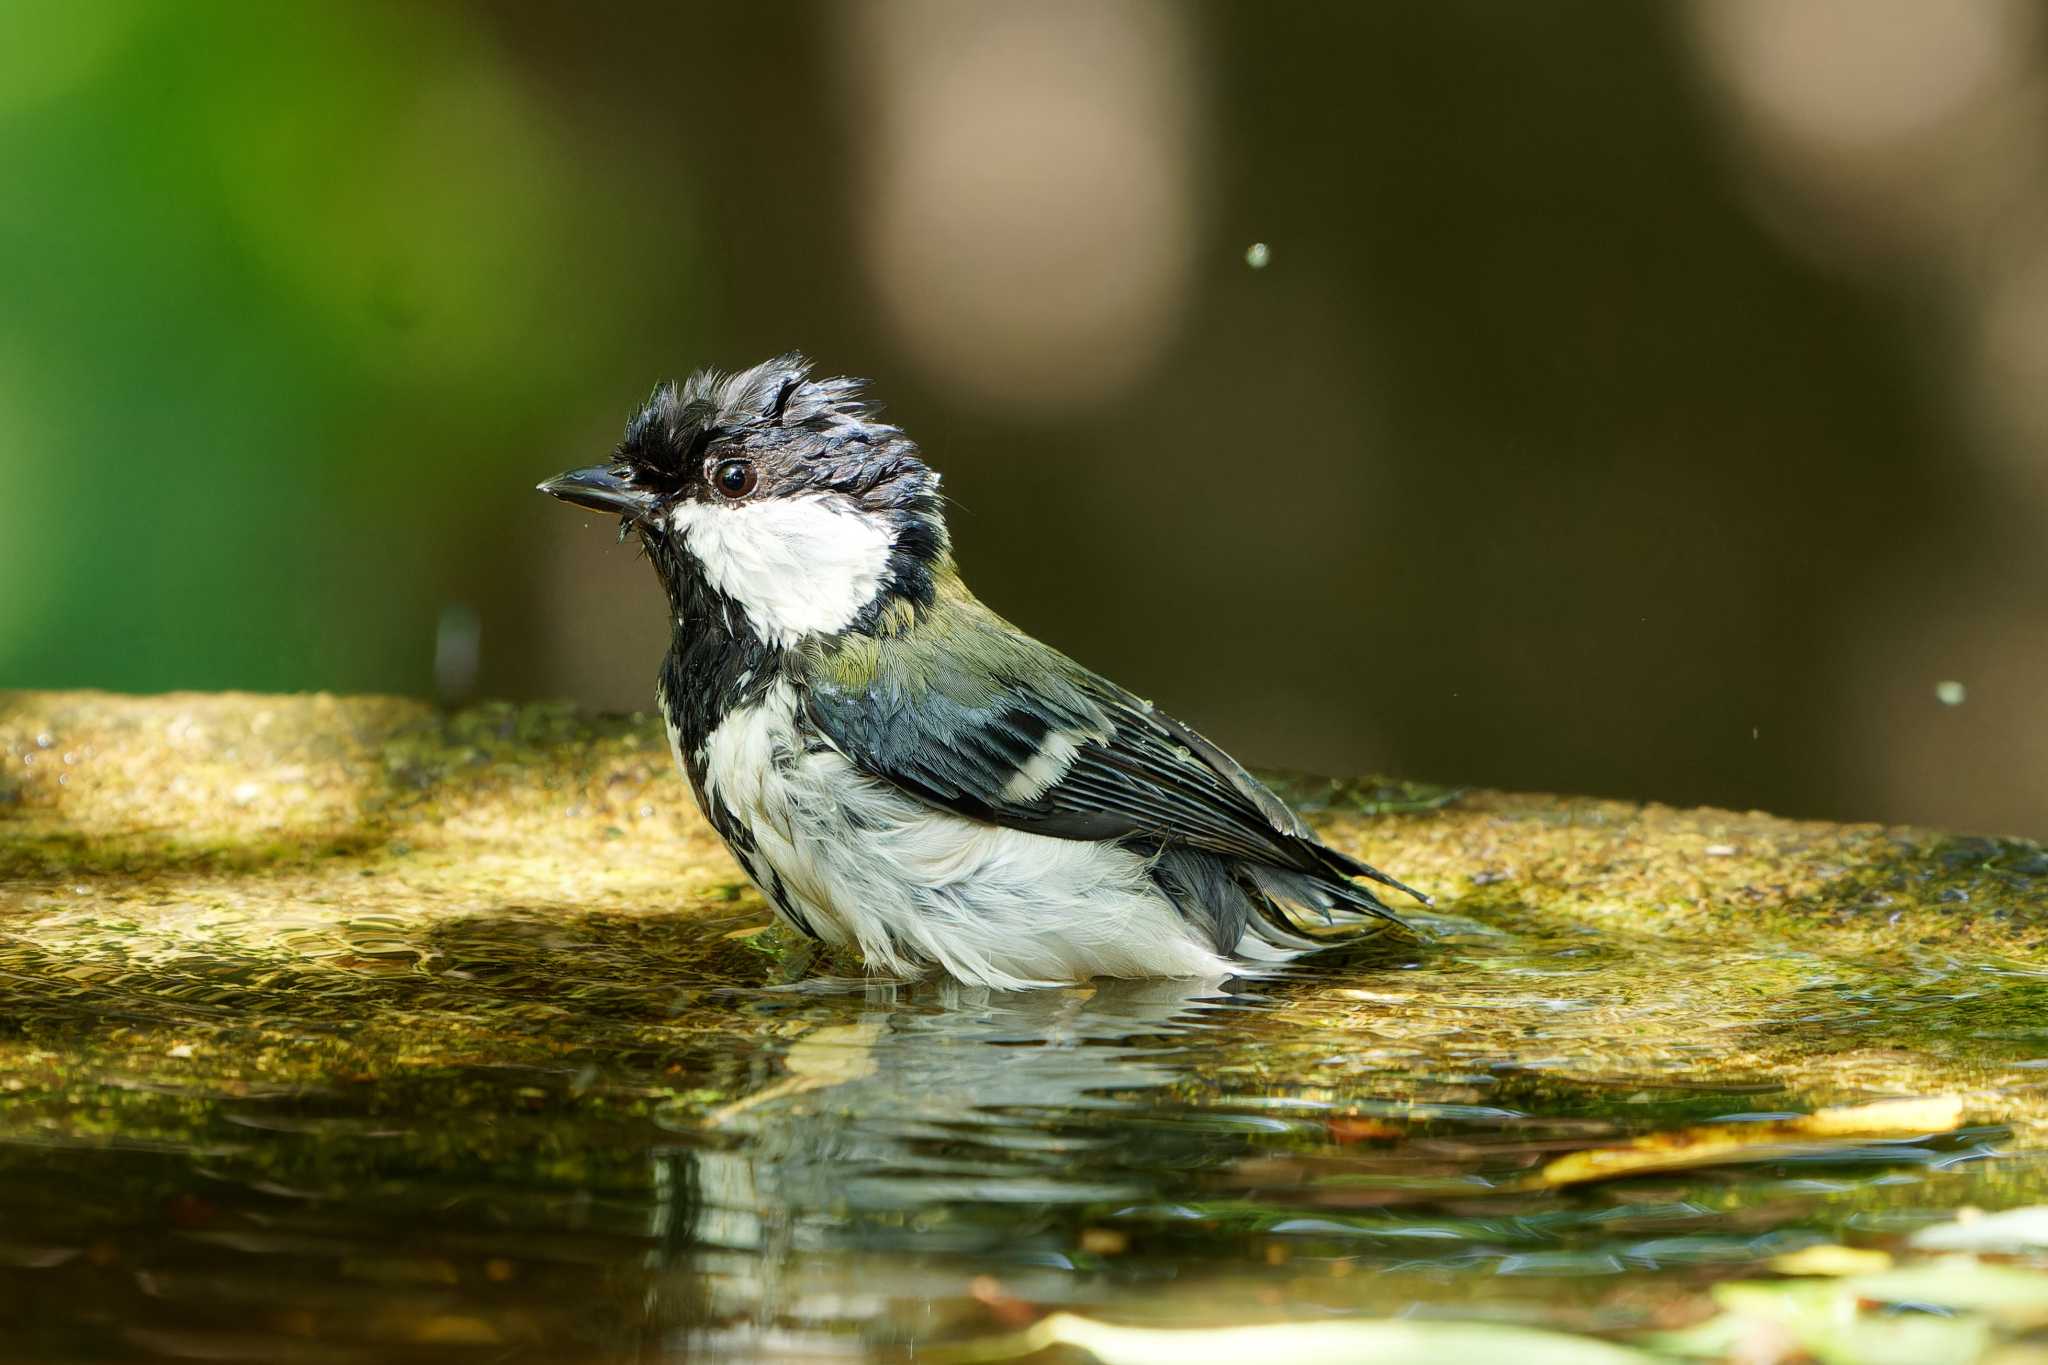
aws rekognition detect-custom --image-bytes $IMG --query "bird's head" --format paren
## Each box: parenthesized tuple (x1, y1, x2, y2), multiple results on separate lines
(539, 354, 951, 648)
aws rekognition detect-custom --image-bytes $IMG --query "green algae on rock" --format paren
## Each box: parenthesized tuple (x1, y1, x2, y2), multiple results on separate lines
(2, 689, 2048, 1362)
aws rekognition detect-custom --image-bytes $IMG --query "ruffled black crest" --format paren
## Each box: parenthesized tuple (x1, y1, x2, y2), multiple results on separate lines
(618, 352, 905, 484)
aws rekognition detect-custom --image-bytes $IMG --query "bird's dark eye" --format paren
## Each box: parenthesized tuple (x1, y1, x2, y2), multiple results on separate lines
(711, 458, 757, 500)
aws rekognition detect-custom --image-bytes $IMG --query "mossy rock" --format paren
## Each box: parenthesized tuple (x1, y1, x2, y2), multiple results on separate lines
(1, 688, 2043, 1113)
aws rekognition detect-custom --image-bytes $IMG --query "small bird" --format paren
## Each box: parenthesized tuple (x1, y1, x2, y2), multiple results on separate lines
(539, 355, 1427, 989)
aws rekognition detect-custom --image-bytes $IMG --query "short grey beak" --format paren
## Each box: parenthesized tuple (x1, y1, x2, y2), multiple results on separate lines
(536, 465, 658, 522)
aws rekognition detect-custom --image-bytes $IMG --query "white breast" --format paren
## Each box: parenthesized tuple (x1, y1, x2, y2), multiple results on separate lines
(669, 496, 893, 647)
(693, 681, 1231, 989)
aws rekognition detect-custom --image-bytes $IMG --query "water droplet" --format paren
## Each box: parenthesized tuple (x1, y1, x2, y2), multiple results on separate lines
(435, 604, 483, 705)
(1244, 242, 1271, 270)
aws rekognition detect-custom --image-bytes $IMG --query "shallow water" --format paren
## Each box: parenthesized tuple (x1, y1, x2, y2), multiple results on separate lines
(3, 893, 2047, 1361)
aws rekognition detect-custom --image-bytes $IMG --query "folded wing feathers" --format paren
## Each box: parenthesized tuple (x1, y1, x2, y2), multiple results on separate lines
(803, 606, 1427, 952)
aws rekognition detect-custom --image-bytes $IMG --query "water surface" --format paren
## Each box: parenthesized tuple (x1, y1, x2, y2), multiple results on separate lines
(2, 895, 2043, 1361)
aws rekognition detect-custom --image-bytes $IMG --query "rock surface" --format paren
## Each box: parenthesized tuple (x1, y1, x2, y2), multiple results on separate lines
(2, 687, 2045, 1116)
(6, 688, 2037, 953)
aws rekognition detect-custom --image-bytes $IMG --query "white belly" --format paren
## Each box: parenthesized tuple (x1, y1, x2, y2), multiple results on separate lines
(688, 681, 1231, 989)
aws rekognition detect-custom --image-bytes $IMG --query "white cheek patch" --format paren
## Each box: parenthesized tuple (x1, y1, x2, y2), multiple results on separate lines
(670, 496, 893, 646)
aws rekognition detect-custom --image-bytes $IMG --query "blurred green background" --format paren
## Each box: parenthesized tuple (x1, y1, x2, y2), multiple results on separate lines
(4, 2, 2044, 836)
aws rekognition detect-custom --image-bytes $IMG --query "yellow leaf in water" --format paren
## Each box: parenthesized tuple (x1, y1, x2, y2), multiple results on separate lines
(1079, 1228, 1129, 1255)
(1801, 1095, 1964, 1136)
(1768, 1244, 1894, 1276)
(1535, 1095, 1965, 1188)
(1914, 1205, 2048, 1252)
(407, 1316, 502, 1346)
(925, 1313, 1655, 1365)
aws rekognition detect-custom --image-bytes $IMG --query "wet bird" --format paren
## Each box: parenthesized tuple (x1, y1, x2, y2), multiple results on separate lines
(538, 355, 1427, 988)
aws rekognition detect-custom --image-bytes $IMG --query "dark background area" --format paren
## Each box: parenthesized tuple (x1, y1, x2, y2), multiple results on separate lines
(5, 2, 2045, 836)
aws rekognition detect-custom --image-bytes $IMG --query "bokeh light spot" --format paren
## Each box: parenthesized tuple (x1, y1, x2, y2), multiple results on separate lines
(842, 0, 1202, 414)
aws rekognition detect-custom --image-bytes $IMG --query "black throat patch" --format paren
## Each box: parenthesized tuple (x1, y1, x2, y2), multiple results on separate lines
(651, 533, 782, 769)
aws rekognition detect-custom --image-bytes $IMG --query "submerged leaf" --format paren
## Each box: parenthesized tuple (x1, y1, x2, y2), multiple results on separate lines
(1912, 1205, 2048, 1253)
(930, 1312, 1654, 1365)
(1768, 1243, 1894, 1276)
(1535, 1095, 1966, 1187)
(1800, 1096, 1966, 1136)
(1652, 1257, 2048, 1365)
(1664, 1279, 1991, 1365)
(1845, 1257, 2048, 1319)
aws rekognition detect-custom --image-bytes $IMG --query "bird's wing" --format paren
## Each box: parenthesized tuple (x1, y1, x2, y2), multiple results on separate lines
(798, 593, 1425, 905)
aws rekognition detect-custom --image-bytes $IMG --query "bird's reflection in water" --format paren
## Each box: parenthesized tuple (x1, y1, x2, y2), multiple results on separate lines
(655, 973, 1259, 1340)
